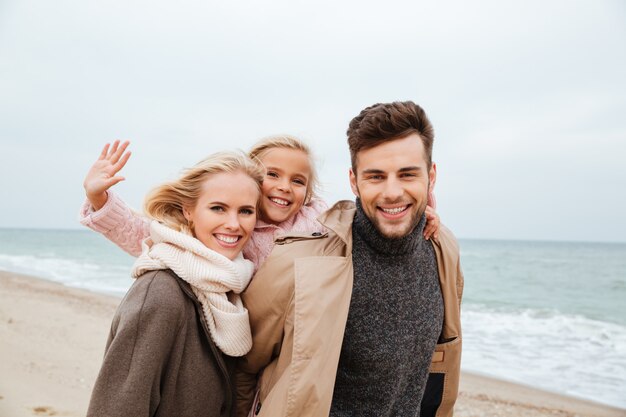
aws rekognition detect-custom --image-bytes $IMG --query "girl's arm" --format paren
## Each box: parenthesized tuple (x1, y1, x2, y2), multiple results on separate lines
(423, 205, 440, 241)
(424, 189, 440, 240)
(291, 198, 329, 232)
(79, 141, 149, 257)
(79, 191, 149, 257)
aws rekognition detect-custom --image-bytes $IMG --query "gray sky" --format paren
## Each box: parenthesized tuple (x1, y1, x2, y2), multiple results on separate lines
(1, 0, 625, 242)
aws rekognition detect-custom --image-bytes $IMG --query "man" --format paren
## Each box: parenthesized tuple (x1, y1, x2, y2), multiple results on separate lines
(236, 101, 463, 417)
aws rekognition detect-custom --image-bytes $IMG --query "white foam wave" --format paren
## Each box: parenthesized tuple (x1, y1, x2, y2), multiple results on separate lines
(0, 254, 131, 296)
(462, 303, 626, 409)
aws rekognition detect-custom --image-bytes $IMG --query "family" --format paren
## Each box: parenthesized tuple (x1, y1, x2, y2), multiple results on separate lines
(80, 101, 464, 417)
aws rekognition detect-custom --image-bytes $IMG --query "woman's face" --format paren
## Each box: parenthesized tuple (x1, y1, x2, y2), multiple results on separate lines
(184, 171, 259, 260)
(258, 147, 311, 225)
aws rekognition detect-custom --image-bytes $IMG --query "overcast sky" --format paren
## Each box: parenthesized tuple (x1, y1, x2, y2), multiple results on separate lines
(1, 0, 624, 242)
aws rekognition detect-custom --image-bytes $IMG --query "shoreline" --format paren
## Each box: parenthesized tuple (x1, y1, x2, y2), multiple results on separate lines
(0, 270, 624, 417)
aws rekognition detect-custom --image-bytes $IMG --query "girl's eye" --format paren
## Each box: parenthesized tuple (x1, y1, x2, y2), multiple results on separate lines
(267, 171, 279, 178)
(292, 178, 306, 186)
(240, 208, 255, 215)
(210, 206, 225, 212)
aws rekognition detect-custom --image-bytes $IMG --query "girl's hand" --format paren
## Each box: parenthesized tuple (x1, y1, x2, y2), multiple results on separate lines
(83, 140, 131, 210)
(423, 205, 440, 241)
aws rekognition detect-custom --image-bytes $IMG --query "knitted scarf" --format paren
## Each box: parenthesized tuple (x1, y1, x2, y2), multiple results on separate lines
(131, 220, 254, 357)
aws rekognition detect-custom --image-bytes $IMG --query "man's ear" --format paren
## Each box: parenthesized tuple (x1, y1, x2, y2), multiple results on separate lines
(429, 162, 437, 191)
(349, 168, 359, 197)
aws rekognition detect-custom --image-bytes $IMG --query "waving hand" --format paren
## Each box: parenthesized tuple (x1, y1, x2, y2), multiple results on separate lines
(83, 140, 131, 210)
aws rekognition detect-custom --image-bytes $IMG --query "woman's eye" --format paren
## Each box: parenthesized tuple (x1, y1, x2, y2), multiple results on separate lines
(240, 208, 255, 215)
(210, 206, 225, 212)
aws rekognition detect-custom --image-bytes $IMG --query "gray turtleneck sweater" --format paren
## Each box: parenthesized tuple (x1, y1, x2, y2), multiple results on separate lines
(329, 200, 444, 417)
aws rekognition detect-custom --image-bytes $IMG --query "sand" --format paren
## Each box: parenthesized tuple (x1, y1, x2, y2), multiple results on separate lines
(0, 270, 624, 417)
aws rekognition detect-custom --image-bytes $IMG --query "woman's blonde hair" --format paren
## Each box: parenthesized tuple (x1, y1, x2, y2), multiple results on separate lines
(143, 151, 264, 234)
(248, 134, 319, 204)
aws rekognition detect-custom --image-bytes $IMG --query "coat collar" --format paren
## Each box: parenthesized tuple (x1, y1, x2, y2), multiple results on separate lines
(316, 200, 356, 246)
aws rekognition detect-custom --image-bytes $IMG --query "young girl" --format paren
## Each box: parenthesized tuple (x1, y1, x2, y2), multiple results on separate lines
(87, 152, 264, 417)
(80, 136, 440, 271)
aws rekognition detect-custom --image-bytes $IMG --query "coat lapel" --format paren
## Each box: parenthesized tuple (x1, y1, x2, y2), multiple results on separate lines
(287, 256, 353, 417)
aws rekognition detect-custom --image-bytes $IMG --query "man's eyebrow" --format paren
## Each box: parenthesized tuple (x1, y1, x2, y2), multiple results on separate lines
(360, 166, 422, 175)
(398, 166, 422, 173)
(361, 169, 385, 175)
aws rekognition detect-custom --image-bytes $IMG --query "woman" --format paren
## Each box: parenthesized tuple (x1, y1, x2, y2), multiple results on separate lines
(87, 151, 264, 417)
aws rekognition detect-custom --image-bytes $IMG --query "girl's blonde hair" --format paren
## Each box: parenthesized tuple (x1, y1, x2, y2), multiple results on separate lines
(248, 134, 319, 204)
(143, 151, 264, 234)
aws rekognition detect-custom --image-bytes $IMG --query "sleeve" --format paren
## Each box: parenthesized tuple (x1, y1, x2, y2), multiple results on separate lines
(290, 198, 329, 233)
(306, 198, 329, 216)
(234, 266, 294, 417)
(86, 273, 185, 417)
(78, 190, 150, 257)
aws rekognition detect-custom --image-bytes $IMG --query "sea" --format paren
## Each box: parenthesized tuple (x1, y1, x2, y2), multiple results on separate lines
(0, 228, 625, 410)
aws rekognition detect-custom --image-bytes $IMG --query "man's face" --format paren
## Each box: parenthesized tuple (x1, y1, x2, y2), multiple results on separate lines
(349, 133, 436, 239)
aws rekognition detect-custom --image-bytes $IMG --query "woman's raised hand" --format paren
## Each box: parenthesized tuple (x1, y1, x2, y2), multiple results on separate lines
(83, 140, 131, 210)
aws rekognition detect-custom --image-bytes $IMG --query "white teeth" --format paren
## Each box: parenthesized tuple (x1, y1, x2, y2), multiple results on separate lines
(216, 234, 239, 244)
(381, 206, 407, 214)
(270, 197, 290, 206)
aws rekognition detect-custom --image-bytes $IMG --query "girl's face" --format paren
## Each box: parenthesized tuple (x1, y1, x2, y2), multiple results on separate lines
(258, 147, 311, 225)
(183, 171, 259, 260)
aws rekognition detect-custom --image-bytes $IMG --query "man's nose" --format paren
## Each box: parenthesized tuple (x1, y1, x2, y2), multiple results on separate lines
(381, 177, 403, 200)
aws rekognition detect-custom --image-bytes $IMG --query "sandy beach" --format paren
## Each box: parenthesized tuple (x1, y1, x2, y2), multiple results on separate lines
(0, 269, 624, 417)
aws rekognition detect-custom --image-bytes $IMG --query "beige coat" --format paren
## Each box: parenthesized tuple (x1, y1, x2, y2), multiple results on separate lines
(236, 201, 464, 417)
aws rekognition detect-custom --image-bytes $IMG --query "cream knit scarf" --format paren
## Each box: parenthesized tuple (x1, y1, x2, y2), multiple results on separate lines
(131, 220, 254, 357)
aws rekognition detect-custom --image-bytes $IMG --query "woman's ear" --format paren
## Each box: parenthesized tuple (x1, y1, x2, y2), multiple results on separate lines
(183, 206, 192, 222)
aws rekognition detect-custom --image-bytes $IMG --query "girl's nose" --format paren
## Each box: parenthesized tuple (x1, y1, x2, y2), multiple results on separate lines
(277, 178, 291, 193)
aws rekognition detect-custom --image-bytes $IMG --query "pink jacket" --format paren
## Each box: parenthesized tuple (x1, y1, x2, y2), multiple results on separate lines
(79, 191, 327, 271)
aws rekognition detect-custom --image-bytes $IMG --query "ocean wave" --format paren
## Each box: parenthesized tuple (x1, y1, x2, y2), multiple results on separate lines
(462, 303, 626, 409)
(0, 253, 131, 296)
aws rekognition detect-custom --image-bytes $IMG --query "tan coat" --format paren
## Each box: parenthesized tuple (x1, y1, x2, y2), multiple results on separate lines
(236, 201, 464, 417)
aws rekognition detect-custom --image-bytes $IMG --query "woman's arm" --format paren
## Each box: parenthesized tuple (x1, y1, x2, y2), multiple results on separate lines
(87, 271, 185, 417)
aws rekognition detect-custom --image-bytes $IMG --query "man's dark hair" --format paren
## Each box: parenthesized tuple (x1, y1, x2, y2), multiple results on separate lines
(347, 101, 434, 171)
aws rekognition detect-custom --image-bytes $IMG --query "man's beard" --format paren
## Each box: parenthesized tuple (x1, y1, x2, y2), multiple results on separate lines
(368, 182, 430, 239)
(370, 199, 427, 239)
